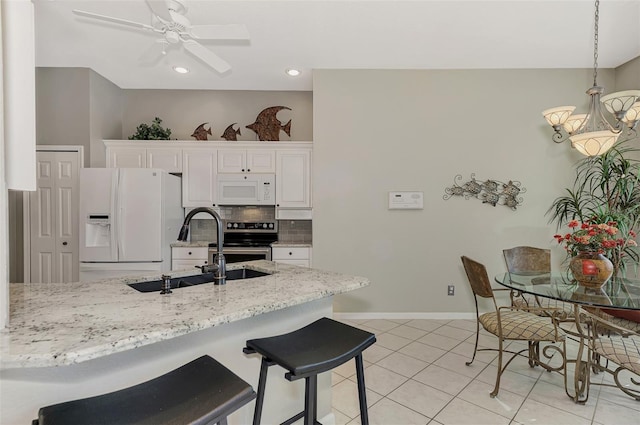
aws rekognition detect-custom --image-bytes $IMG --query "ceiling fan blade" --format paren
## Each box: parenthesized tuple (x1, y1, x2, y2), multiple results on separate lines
(139, 39, 169, 65)
(190, 24, 250, 40)
(72, 9, 156, 31)
(145, 0, 172, 22)
(183, 39, 231, 74)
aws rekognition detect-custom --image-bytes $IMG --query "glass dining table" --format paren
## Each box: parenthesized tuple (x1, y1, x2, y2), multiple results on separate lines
(494, 271, 640, 403)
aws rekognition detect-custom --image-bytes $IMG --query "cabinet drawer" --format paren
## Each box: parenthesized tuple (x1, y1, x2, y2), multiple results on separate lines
(172, 259, 208, 271)
(172, 247, 208, 260)
(275, 259, 310, 267)
(272, 247, 310, 260)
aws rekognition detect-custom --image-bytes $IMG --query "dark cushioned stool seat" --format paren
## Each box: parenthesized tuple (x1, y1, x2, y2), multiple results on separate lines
(244, 317, 376, 425)
(33, 355, 256, 425)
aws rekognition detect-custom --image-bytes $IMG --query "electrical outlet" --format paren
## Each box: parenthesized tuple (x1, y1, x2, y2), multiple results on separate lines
(447, 285, 455, 296)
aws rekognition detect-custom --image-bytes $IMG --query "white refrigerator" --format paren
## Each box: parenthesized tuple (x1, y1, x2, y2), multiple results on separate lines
(79, 168, 183, 280)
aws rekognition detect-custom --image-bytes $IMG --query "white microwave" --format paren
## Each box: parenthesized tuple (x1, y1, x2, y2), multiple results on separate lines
(217, 173, 276, 205)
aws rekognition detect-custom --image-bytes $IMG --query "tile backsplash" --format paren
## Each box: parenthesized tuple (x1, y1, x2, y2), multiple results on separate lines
(277, 220, 312, 244)
(188, 206, 312, 244)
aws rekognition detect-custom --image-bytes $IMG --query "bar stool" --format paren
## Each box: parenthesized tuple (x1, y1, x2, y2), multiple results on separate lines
(244, 317, 376, 425)
(33, 355, 256, 425)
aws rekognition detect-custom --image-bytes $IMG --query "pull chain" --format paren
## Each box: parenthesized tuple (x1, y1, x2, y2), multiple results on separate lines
(593, 0, 599, 86)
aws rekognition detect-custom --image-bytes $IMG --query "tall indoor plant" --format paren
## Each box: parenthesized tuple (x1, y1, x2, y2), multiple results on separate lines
(547, 139, 640, 276)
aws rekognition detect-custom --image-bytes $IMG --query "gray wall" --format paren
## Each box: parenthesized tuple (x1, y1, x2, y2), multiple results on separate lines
(89, 70, 123, 167)
(615, 56, 640, 90)
(16, 64, 639, 317)
(312, 68, 620, 314)
(35, 68, 91, 162)
(121, 90, 313, 143)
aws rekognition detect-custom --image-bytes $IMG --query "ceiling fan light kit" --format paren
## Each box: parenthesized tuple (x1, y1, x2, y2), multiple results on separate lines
(542, 0, 639, 156)
(72, 0, 249, 74)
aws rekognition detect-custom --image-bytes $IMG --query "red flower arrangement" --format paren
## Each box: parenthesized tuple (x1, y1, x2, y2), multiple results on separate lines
(553, 219, 637, 255)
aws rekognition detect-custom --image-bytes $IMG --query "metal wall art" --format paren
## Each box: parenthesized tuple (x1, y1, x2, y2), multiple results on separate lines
(443, 174, 526, 210)
(246, 106, 292, 141)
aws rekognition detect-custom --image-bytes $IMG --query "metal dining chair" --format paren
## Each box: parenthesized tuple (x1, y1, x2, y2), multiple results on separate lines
(582, 308, 640, 400)
(502, 246, 574, 318)
(461, 255, 566, 397)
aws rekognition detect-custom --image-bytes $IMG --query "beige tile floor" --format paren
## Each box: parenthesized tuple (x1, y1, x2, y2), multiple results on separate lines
(331, 318, 640, 425)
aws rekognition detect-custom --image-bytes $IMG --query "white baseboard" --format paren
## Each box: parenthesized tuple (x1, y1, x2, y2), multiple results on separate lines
(333, 312, 475, 321)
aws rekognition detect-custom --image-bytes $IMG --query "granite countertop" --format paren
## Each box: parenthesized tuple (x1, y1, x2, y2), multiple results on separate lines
(170, 241, 212, 247)
(271, 242, 313, 247)
(1, 261, 367, 369)
(171, 242, 313, 248)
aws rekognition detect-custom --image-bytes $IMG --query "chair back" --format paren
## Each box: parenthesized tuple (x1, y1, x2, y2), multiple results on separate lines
(461, 256, 494, 299)
(503, 246, 550, 274)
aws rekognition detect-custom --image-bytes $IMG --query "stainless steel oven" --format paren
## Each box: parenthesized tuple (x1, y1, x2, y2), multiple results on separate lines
(208, 220, 278, 265)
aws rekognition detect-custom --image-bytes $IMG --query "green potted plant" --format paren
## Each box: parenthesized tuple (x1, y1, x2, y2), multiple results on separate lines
(128, 117, 172, 140)
(547, 139, 640, 276)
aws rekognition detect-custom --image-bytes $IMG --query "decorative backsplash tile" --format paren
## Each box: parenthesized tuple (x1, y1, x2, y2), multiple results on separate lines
(278, 220, 312, 244)
(188, 206, 312, 244)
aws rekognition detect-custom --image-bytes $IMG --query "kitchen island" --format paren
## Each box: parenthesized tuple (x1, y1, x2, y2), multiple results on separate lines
(1, 261, 369, 425)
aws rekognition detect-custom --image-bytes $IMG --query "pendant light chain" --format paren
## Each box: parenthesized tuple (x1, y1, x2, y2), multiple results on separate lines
(593, 0, 599, 86)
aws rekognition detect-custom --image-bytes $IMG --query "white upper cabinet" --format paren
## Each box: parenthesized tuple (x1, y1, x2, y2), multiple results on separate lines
(218, 148, 275, 173)
(182, 149, 217, 207)
(103, 140, 312, 209)
(147, 147, 182, 173)
(107, 144, 181, 173)
(276, 149, 312, 208)
(108, 146, 147, 168)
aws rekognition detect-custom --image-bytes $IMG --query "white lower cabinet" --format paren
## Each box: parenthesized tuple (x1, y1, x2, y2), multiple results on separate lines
(171, 247, 208, 271)
(272, 246, 311, 268)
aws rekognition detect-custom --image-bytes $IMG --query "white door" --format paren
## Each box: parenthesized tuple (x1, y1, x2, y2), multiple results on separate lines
(29, 150, 80, 283)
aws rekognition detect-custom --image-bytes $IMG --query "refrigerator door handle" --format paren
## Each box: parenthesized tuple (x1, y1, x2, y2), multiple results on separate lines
(114, 170, 123, 261)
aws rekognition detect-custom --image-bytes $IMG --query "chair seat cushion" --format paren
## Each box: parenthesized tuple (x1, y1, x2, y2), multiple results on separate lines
(245, 317, 376, 379)
(594, 334, 640, 375)
(480, 310, 565, 341)
(513, 294, 575, 317)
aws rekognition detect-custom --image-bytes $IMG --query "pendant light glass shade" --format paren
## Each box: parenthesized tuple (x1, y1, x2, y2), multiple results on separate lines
(563, 114, 587, 134)
(541, 1, 639, 155)
(601, 90, 640, 116)
(570, 130, 620, 157)
(623, 101, 640, 124)
(542, 106, 576, 126)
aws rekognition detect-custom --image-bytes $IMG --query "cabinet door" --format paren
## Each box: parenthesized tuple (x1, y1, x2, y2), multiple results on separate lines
(108, 147, 146, 168)
(217, 150, 247, 173)
(276, 149, 312, 208)
(182, 149, 217, 207)
(147, 147, 182, 173)
(247, 149, 276, 173)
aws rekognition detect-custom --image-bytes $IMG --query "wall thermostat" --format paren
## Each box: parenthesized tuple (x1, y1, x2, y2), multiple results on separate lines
(388, 191, 424, 209)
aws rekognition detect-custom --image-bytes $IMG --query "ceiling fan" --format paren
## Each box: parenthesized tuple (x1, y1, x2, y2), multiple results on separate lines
(72, 0, 249, 74)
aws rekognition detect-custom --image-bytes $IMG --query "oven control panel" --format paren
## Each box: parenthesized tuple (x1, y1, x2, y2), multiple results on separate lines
(225, 221, 277, 232)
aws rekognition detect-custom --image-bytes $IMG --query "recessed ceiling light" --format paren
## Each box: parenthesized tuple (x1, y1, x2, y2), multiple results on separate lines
(285, 68, 301, 77)
(173, 66, 190, 74)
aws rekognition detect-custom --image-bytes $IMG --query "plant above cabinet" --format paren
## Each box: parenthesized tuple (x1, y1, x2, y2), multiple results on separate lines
(129, 117, 173, 140)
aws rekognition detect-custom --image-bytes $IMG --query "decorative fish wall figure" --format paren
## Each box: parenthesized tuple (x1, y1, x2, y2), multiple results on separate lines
(246, 106, 292, 141)
(191, 123, 212, 140)
(221, 123, 241, 141)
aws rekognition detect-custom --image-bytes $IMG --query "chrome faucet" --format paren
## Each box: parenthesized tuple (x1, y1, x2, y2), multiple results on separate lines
(177, 207, 226, 285)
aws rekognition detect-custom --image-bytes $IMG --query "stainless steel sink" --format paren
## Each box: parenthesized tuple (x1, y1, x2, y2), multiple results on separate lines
(128, 269, 270, 293)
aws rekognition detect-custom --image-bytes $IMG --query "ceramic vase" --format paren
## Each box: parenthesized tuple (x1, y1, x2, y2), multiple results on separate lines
(569, 251, 614, 289)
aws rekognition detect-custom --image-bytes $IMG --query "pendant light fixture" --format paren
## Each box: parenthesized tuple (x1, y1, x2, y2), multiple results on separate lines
(542, 0, 640, 156)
